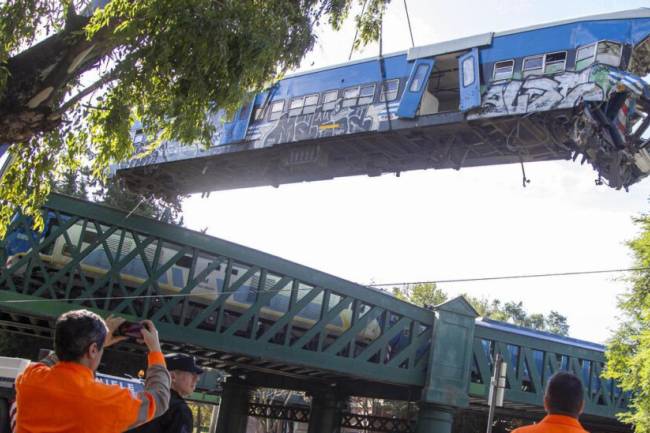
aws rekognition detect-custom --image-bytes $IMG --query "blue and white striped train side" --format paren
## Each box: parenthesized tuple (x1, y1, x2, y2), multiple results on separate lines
(114, 9, 650, 193)
(4, 217, 380, 342)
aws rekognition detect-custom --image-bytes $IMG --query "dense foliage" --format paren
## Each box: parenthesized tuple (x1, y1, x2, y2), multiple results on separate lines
(605, 215, 650, 432)
(0, 0, 389, 235)
(53, 165, 183, 222)
(392, 283, 570, 336)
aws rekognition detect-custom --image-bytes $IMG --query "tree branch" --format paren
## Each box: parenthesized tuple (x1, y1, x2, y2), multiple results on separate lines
(59, 71, 119, 113)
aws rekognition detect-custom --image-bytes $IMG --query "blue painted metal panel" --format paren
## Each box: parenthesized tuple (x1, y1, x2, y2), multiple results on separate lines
(481, 18, 650, 63)
(397, 58, 435, 119)
(3, 213, 59, 257)
(459, 48, 481, 112)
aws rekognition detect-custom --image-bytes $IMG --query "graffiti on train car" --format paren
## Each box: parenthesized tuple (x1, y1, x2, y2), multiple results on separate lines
(250, 103, 386, 146)
(469, 65, 617, 118)
(116, 111, 228, 170)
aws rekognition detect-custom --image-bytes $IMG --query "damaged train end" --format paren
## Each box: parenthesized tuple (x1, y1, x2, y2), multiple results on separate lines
(570, 64, 650, 190)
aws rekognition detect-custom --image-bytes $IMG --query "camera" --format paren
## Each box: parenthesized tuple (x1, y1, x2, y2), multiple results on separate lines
(113, 321, 144, 339)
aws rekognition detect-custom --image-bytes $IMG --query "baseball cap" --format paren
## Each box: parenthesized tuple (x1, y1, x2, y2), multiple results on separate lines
(164, 353, 204, 374)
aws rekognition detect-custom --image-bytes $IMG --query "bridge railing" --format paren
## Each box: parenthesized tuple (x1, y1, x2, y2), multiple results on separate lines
(0, 194, 433, 386)
(470, 320, 628, 418)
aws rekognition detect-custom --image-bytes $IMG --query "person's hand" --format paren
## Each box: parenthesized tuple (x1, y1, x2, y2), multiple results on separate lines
(139, 320, 162, 353)
(104, 315, 128, 348)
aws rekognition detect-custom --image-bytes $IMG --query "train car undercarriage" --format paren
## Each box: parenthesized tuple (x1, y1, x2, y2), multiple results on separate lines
(116, 93, 650, 201)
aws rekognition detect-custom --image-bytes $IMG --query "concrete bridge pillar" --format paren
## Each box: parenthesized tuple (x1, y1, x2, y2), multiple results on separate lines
(415, 404, 454, 433)
(307, 391, 346, 433)
(214, 380, 252, 433)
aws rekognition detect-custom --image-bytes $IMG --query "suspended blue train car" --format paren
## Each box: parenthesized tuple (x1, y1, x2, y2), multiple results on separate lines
(113, 9, 650, 194)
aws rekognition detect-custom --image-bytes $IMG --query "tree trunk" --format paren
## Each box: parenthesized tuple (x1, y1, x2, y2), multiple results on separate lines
(0, 12, 118, 144)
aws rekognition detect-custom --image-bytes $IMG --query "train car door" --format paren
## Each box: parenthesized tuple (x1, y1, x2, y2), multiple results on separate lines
(397, 58, 435, 119)
(221, 101, 254, 144)
(458, 48, 481, 111)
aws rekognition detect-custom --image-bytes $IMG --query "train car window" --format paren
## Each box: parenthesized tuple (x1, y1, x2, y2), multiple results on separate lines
(62, 243, 75, 257)
(342, 86, 360, 108)
(133, 128, 145, 145)
(358, 84, 376, 105)
(253, 107, 265, 121)
(410, 64, 430, 92)
(462, 57, 475, 87)
(41, 221, 58, 255)
(379, 79, 399, 102)
(523, 55, 544, 77)
(544, 51, 567, 74)
(322, 90, 338, 111)
(302, 94, 319, 114)
(172, 268, 185, 288)
(177, 255, 193, 269)
(289, 97, 304, 116)
(492, 60, 514, 81)
(269, 100, 284, 121)
(81, 230, 99, 245)
(576, 43, 596, 70)
(596, 41, 622, 67)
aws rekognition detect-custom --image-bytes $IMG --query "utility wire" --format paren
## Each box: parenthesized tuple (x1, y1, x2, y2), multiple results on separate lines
(368, 266, 650, 287)
(2, 266, 647, 304)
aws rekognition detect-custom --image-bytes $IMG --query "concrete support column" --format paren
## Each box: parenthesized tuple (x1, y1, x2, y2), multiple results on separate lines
(307, 391, 345, 433)
(415, 403, 454, 433)
(215, 381, 252, 433)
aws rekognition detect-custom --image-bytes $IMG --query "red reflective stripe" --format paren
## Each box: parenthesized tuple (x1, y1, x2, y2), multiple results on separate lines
(144, 391, 156, 421)
(620, 102, 629, 115)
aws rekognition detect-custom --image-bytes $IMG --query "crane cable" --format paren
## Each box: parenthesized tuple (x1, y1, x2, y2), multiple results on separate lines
(403, 0, 415, 48)
(348, 0, 370, 61)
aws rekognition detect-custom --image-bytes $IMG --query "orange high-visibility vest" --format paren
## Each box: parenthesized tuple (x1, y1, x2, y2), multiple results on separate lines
(513, 415, 590, 433)
(15, 352, 168, 433)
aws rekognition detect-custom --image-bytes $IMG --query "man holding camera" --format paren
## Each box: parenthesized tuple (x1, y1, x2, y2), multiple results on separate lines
(15, 309, 171, 433)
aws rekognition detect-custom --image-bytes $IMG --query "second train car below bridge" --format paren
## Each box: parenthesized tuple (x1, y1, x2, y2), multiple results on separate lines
(114, 8, 650, 194)
(3, 215, 382, 344)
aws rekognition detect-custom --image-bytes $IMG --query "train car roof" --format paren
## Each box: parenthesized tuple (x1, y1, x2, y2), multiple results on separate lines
(286, 7, 650, 79)
(476, 318, 605, 352)
(494, 8, 650, 37)
(283, 49, 407, 80)
(409, 8, 650, 60)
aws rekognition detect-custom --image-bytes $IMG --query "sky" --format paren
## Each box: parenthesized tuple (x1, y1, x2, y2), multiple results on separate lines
(180, 0, 650, 344)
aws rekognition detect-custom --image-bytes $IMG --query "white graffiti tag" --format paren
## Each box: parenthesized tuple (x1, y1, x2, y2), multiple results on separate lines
(470, 68, 604, 120)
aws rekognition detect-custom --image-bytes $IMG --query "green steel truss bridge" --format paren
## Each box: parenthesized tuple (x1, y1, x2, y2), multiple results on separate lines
(0, 194, 631, 433)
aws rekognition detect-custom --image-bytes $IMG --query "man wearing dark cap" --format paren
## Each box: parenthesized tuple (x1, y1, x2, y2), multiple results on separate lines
(129, 353, 203, 433)
(512, 371, 588, 433)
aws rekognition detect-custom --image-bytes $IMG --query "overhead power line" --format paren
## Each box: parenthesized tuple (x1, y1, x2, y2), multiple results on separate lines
(368, 266, 650, 287)
(2, 267, 646, 305)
